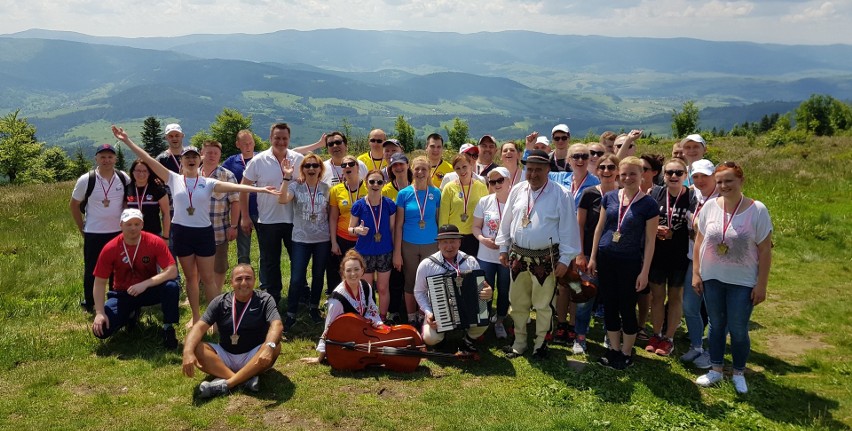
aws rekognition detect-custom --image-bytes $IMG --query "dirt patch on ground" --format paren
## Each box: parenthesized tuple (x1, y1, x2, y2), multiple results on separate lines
(764, 333, 831, 360)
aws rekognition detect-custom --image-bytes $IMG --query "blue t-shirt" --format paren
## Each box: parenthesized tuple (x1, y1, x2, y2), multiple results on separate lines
(222, 153, 258, 217)
(549, 171, 601, 210)
(350, 196, 397, 256)
(395, 185, 441, 245)
(597, 190, 658, 261)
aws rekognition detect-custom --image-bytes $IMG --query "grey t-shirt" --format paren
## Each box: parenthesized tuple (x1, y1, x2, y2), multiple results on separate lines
(288, 181, 331, 244)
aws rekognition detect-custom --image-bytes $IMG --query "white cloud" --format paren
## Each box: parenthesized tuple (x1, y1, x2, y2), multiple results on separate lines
(0, 0, 850, 45)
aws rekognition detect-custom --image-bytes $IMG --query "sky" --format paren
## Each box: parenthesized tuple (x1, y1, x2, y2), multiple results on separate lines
(1, 0, 850, 45)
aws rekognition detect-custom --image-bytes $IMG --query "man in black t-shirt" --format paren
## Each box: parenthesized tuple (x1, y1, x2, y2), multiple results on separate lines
(182, 264, 282, 398)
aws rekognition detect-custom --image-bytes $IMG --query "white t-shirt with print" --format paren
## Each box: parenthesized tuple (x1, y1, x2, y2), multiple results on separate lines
(697, 199, 772, 288)
(243, 148, 304, 224)
(71, 170, 129, 233)
(168, 171, 219, 228)
(473, 194, 505, 264)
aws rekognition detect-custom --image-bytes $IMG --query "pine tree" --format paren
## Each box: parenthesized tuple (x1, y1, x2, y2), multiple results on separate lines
(141, 117, 166, 156)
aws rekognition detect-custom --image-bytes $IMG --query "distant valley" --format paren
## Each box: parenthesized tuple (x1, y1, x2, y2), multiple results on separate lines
(1, 29, 850, 150)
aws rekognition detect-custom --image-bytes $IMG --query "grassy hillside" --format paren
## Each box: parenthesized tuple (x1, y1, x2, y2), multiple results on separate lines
(0, 136, 850, 430)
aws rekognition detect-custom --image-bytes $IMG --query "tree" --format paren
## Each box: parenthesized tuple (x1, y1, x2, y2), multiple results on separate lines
(41, 146, 74, 181)
(209, 108, 253, 157)
(444, 117, 469, 151)
(189, 130, 214, 149)
(795, 94, 852, 136)
(141, 117, 166, 156)
(71, 146, 91, 178)
(671, 100, 700, 138)
(394, 115, 416, 152)
(115, 145, 127, 172)
(0, 110, 44, 184)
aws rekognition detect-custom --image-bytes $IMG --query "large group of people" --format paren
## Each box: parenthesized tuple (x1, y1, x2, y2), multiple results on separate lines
(71, 122, 772, 398)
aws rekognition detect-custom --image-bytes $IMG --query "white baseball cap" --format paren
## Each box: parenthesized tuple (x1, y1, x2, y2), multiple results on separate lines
(164, 123, 183, 135)
(551, 124, 570, 136)
(120, 208, 144, 223)
(691, 159, 715, 177)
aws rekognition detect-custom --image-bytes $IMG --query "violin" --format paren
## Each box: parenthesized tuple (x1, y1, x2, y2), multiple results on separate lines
(324, 313, 460, 372)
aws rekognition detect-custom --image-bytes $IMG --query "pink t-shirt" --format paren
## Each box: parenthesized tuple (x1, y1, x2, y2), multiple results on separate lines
(697, 198, 772, 287)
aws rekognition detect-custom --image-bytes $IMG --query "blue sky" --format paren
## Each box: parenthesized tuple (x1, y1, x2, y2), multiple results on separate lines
(1, 0, 849, 45)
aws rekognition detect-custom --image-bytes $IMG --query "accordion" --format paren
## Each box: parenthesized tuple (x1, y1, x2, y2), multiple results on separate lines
(427, 269, 490, 333)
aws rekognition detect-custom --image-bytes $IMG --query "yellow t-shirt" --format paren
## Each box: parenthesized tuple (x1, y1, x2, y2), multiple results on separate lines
(358, 152, 386, 173)
(329, 181, 368, 241)
(381, 181, 403, 202)
(430, 160, 454, 189)
(439, 179, 489, 234)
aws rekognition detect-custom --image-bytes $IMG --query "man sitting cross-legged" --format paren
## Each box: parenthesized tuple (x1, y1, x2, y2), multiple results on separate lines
(182, 264, 282, 398)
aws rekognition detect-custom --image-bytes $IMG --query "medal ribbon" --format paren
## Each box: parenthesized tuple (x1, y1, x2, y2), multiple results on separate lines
(170, 153, 181, 171)
(572, 171, 588, 200)
(347, 181, 362, 208)
(444, 257, 461, 279)
(184, 176, 199, 210)
(367, 196, 383, 236)
(666, 186, 685, 228)
(231, 292, 253, 339)
(458, 179, 472, 216)
(691, 187, 717, 227)
(121, 238, 141, 274)
(526, 180, 549, 220)
(98, 172, 116, 200)
(721, 195, 744, 245)
(371, 157, 385, 172)
(413, 188, 427, 225)
(306, 182, 319, 215)
(616, 189, 642, 234)
(134, 184, 148, 210)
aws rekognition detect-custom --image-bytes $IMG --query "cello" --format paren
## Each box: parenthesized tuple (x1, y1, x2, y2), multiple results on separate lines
(324, 313, 463, 372)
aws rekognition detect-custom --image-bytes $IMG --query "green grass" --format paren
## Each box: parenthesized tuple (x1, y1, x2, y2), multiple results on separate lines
(0, 136, 851, 430)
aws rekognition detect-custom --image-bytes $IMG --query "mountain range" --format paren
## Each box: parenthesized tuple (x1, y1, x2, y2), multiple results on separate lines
(1, 28, 850, 150)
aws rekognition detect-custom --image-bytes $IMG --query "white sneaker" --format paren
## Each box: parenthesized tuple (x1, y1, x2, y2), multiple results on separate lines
(693, 351, 712, 369)
(732, 374, 748, 394)
(695, 370, 724, 387)
(603, 334, 611, 349)
(572, 339, 587, 355)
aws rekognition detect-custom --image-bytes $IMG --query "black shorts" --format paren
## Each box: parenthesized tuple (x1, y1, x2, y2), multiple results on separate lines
(649, 264, 688, 289)
(363, 252, 393, 273)
(172, 224, 216, 257)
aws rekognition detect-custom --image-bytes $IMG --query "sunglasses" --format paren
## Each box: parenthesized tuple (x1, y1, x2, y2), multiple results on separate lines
(598, 164, 617, 171)
(303, 163, 321, 169)
(590, 150, 605, 157)
(552, 136, 570, 141)
(570, 153, 590, 160)
(340, 161, 357, 169)
(665, 169, 685, 177)
(488, 178, 506, 185)
(466, 152, 479, 158)
(327, 140, 345, 147)
(369, 138, 384, 144)
(368, 179, 385, 185)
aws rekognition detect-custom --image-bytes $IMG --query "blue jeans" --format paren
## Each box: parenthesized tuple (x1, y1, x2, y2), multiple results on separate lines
(479, 260, 510, 317)
(255, 222, 294, 306)
(287, 241, 331, 315)
(573, 298, 595, 337)
(96, 281, 180, 338)
(703, 279, 754, 371)
(683, 263, 706, 348)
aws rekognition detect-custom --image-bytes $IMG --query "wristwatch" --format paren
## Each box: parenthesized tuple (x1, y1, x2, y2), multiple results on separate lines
(266, 342, 276, 349)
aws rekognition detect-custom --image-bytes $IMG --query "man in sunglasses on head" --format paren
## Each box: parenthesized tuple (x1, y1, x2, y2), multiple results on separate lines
(358, 129, 388, 173)
(549, 124, 573, 173)
(321, 131, 368, 187)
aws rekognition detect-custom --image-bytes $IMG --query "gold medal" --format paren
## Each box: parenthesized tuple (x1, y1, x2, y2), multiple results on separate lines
(456, 276, 464, 287)
(665, 229, 673, 240)
(716, 243, 729, 256)
(187, 207, 195, 215)
(612, 231, 621, 243)
(102, 199, 110, 207)
(230, 334, 239, 344)
(522, 215, 530, 227)
(310, 213, 317, 222)
(460, 213, 469, 222)
(374, 233, 382, 242)
(419, 220, 426, 229)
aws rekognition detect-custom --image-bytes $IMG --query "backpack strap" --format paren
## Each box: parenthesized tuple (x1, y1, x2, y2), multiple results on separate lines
(79, 170, 97, 214)
(329, 280, 375, 317)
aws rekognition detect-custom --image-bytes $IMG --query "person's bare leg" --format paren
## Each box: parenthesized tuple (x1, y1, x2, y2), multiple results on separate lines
(664, 287, 683, 339)
(376, 271, 391, 316)
(225, 345, 282, 388)
(180, 254, 200, 328)
(637, 294, 651, 331)
(650, 283, 666, 336)
(194, 343, 236, 379)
